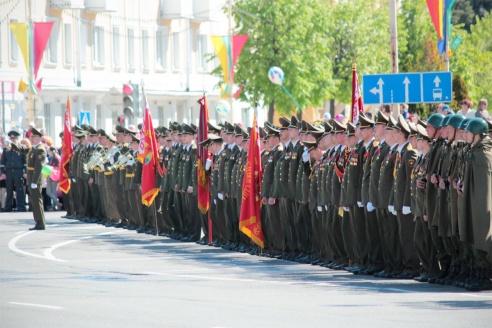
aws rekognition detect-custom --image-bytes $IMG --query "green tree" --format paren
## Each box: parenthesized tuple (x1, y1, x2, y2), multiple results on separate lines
(231, 0, 335, 120)
(451, 12, 492, 103)
(329, 0, 391, 105)
(450, 72, 470, 110)
(453, 0, 476, 32)
(398, 0, 444, 119)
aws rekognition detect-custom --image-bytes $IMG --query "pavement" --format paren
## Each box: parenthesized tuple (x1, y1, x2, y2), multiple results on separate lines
(1, 211, 491, 328)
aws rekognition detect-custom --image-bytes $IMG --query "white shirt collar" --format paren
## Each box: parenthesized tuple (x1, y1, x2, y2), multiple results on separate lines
(364, 138, 375, 149)
(397, 141, 409, 153)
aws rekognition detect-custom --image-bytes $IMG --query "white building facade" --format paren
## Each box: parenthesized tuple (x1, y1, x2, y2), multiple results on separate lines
(0, 0, 238, 142)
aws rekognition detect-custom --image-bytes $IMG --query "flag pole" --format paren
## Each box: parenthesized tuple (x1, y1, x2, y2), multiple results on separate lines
(228, 0, 234, 122)
(141, 81, 159, 237)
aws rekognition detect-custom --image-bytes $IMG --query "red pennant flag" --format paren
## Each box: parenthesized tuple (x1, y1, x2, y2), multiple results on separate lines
(351, 63, 364, 124)
(59, 96, 73, 194)
(197, 96, 210, 214)
(35, 78, 42, 92)
(33, 22, 54, 79)
(141, 96, 161, 206)
(239, 114, 264, 248)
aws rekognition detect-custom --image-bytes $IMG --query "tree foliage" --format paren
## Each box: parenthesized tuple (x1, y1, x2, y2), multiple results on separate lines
(450, 72, 470, 110)
(222, 0, 491, 120)
(329, 0, 391, 104)
(451, 11, 492, 104)
(232, 0, 334, 116)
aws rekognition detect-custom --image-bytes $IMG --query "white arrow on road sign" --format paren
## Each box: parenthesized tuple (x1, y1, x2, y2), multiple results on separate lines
(434, 76, 441, 88)
(370, 78, 384, 104)
(403, 77, 410, 103)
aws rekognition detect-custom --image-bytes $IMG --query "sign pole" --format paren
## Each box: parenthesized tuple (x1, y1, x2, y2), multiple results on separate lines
(389, 0, 399, 116)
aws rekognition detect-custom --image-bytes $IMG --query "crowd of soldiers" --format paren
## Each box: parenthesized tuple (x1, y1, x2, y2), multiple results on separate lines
(9, 107, 491, 292)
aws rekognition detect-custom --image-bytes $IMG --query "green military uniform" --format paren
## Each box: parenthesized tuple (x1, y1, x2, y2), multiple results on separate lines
(376, 116, 402, 278)
(26, 128, 47, 229)
(392, 116, 419, 278)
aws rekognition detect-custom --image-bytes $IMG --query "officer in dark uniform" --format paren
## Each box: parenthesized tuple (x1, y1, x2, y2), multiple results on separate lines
(0, 131, 26, 212)
(26, 128, 47, 230)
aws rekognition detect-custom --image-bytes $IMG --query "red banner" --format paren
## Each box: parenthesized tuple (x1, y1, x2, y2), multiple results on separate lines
(59, 96, 73, 194)
(141, 97, 161, 206)
(351, 63, 364, 124)
(33, 22, 53, 79)
(197, 96, 210, 214)
(239, 114, 264, 248)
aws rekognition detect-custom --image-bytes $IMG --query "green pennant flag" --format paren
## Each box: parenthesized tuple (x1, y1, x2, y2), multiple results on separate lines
(451, 36, 463, 51)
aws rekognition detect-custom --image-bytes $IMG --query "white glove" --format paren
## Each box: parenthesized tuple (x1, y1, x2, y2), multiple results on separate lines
(317, 206, 323, 212)
(127, 159, 135, 166)
(72, 178, 76, 182)
(402, 206, 411, 215)
(205, 158, 212, 171)
(213, 199, 217, 205)
(30, 183, 37, 189)
(343, 207, 349, 212)
(388, 205, 394, 213)
(4, 140, 11, 146)
(367, 202, 375, 212)
(392, 209, 397, 216)
(357, 201, 364, 208)
(302, 150, 310, 162)
(325, 205, 328, 211)
(218, 193, 224, 200)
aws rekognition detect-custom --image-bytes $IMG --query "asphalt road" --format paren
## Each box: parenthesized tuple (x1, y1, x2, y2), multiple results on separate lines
(1, 212, 491, 328)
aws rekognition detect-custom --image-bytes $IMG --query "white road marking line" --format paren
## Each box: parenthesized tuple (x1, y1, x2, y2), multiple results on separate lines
(44, 240, 78, 262)
(8, 302, 63, 310)
(8, 231, 47, 260)
(8, 227, 133, 262)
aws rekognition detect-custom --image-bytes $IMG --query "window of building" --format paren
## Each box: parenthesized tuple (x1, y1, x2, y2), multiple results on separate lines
(156, 26, 169, 71)
(112, 26, 121, 71)
(127, 28, 135, 71)
(9, 18, 19, 64)
(80, 19, 88, 67)
(141, 29, 149, 72)
(46, 17, 59, 65)
(0, 22, 3, 66)
(197, 33, 209, 72)
(63, 23, 73, 66)
(172, 32, 180, 71)
(92, 24, 105, 67)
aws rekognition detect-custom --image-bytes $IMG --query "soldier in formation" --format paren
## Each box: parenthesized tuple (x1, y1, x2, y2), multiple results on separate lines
(7, 110, 492, 292)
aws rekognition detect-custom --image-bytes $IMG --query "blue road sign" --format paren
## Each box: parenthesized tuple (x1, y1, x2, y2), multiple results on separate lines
(362, 71, 452, 105)
(422, 72, 452, 103)
(363, 73, 421, 105)
(79, 111, 91, 125)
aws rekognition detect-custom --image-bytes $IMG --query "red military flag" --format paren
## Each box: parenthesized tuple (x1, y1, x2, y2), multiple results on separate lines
(197, 96, 210, 214)
(351, 63, 364, 124)
(140, 94, 161, 206)
(239, 114, 264, 248)
(59, 96, 73, 193)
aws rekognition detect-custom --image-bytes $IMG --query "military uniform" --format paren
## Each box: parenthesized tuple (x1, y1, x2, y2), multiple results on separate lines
(0, 131, 26, 211)
(26, 128, 47, 230)
(392, 116, 420, 278)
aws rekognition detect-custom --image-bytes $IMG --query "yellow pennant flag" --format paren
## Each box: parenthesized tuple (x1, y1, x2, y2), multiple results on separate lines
(210, 36, 230, 83)
(9, 22, 29, 72)
(18, 78, 27, 93)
